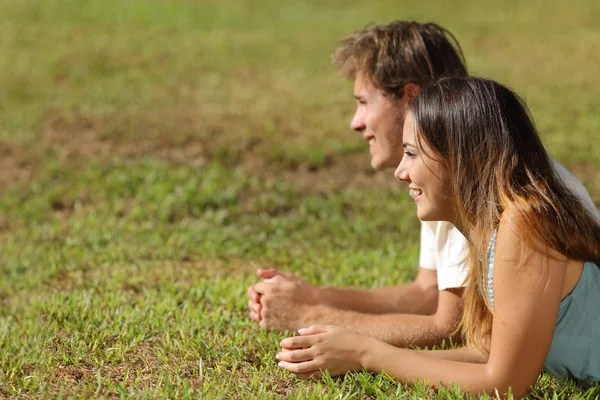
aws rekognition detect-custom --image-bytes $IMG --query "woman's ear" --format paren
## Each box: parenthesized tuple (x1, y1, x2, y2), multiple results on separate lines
(404, 83, 421, 100)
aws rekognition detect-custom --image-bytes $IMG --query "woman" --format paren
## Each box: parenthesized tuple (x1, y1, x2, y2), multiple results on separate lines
(276, 77, 600, 397)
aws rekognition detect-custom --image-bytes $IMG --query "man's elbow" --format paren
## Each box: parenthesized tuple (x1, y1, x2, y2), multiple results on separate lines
(432, 311, 463, 345)
(414, 284, 439, 315)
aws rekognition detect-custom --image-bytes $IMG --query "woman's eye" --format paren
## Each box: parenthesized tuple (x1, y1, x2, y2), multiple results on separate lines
(405, 151, 416, 158)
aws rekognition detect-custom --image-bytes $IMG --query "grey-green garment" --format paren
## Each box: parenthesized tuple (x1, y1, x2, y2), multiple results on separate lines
(544, 261, 600, 385)
(485, 231, 600, 385)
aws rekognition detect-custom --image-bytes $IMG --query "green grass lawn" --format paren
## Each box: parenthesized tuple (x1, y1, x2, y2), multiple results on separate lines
(1, 0, 599, 398)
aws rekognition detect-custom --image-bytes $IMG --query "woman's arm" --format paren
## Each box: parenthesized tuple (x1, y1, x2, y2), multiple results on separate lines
(279, 329, 493, 391)
(415, 346, 488, 364)
(278, 217, 568, 398)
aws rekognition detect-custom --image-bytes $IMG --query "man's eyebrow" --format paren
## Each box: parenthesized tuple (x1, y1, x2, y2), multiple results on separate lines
(354, 94, 365, 100)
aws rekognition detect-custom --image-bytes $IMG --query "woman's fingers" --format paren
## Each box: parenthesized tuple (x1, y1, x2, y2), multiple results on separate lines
(277, 348, 314, 363)
(280, 324, 334, 348)
(278, 360, 319, 374)
(298, 324, 329, 336)
(280, 334, 317, 349)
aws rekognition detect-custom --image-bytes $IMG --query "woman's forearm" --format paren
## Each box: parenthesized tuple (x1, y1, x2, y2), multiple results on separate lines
(360, 339, 515, 397)
(412, 346, 489, 364)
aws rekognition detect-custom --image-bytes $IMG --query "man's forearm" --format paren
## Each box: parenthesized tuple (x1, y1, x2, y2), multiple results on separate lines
(300, 305, 458, 348)
(316, 283, 438, 315)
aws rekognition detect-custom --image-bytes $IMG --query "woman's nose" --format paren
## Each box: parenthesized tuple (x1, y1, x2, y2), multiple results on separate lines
(394, 159, 409, 182)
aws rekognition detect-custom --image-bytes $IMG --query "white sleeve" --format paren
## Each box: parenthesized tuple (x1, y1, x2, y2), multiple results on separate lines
(436, 224, 470, 291)
(419, 221, 437, 270)
(551, 158, 600, 220)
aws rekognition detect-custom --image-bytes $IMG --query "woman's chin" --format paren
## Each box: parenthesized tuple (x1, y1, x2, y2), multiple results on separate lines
(416, 206, 435, 221)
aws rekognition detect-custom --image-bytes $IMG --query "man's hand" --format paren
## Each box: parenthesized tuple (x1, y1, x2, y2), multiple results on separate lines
(246, 269, 320, 331)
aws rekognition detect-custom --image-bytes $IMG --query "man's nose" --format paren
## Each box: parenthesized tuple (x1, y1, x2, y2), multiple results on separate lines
(350, 112, 365, 131)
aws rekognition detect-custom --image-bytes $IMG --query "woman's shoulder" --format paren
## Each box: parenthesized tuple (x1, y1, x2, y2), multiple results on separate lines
(496, 208, 569, 263)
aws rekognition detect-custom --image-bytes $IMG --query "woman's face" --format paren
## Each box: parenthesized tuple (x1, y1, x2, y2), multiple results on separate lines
(394, 112, 455, 223)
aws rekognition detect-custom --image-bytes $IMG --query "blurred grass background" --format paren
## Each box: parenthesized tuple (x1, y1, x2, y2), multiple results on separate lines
(0, 0, 598, 398)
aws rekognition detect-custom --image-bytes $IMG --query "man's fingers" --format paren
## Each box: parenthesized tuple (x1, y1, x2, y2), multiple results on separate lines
(249, 311, 261, 322)
(257, 268, 299, 282)
(246, 286, 260, 302)
(256, 268, 279, 279)
(254, 282, 270, 294)
(247, 299, 262, 314)
(263, 275, 285, 284)
(259, 319, 269, 330)
(277, 349, 314, 363)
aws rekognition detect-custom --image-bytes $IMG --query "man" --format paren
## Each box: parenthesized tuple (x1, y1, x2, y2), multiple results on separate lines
(246, 21, 598, 348)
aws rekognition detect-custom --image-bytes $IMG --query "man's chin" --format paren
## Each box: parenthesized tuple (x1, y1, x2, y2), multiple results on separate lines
(371, 158, 398, 171)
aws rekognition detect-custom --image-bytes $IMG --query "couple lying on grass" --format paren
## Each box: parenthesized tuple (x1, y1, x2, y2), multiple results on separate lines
(246, 22, 600, 398)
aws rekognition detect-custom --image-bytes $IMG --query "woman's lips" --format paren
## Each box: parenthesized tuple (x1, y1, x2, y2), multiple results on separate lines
(409, 188, 423, 202)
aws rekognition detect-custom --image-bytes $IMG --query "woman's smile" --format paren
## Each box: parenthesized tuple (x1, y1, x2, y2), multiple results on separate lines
(409, 187, 423, 202)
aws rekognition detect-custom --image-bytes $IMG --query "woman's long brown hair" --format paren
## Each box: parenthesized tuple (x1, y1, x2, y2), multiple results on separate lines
(409, 77, 600, 351)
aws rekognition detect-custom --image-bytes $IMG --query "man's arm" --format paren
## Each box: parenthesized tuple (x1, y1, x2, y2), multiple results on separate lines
(247, 267, 438, 324)
(284, 288, 464, 348)
(255, 270, 464, 348)
(315, 267, 439, 315)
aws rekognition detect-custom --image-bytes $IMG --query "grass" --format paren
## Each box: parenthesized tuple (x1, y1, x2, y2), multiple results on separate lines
(0, 0, 599, 398)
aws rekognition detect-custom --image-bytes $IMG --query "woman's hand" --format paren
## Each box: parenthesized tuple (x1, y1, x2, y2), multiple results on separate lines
(276, 324, 371, 379)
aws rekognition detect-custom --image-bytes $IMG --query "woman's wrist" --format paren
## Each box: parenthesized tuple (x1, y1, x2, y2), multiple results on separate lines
(357, 335, 381, 371)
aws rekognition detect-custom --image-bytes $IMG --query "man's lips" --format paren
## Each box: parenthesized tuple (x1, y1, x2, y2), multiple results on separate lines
(364, 136, 375, 153)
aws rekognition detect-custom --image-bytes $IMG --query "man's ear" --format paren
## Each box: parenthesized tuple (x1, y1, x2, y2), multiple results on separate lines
(404, 83, 421, 100)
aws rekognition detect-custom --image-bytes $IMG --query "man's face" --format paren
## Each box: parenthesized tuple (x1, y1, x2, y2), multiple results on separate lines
(350, 74, 409, 171)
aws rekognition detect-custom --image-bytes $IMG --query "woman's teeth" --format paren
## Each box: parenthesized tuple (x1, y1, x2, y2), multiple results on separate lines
(409, 189, 422, 199)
